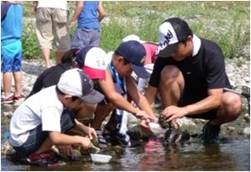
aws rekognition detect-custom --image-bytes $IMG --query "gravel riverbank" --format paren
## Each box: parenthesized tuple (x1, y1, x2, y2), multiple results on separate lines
(1, 58, 250, 155)
(14, 58, 251, 133)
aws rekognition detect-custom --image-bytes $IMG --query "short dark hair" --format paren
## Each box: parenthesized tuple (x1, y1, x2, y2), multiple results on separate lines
(61, 49, 79, 64)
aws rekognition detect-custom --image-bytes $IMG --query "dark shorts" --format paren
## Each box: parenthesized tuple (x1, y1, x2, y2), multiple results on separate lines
(71, 28, 100, 49)
(186, 109, 218, 120)
(179, 87, 233, 120)
(13, 109, 75, 156)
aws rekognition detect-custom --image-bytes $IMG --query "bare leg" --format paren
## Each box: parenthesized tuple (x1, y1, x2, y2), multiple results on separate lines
(2, 72, 12, 97)
(34, 137, 53, 154)
(159, 65, 185, 107)
(92, 103, 114, 130)
(13, 71, 23, 97)
(41, 47, 51, 68)
(210, 92, 242, 125)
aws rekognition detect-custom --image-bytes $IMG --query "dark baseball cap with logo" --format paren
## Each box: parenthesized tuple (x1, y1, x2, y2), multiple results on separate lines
(115, 40, 149, 78)
(157, 17, 193, 58)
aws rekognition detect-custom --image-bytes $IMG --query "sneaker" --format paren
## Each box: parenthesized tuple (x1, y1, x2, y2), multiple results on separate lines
(13, 95, 25, 105)
(1, 94, 14, 104)
(14, 95, 25, 101)
(201, 123, 220, 144)
(115, 132, 131, 146)
(105, 130, 131, 147)
(27, 151, 66, 167)
(96, 130, 108, 148)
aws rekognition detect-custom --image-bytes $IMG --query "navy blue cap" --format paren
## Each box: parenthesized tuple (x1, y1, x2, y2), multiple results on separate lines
(75, 46, 94, 67)
(115, 40, 149, 78)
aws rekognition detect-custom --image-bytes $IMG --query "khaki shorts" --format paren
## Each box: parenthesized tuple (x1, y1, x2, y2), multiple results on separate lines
(35, 8, 71, 51)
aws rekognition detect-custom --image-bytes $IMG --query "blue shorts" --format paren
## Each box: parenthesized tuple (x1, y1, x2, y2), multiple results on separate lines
(71, 28, 100, 49)
(13, 109, 75, 157)
(1, 39, 22, 73)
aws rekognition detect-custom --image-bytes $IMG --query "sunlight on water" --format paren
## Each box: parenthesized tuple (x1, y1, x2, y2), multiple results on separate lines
(1, 105, 250, 171)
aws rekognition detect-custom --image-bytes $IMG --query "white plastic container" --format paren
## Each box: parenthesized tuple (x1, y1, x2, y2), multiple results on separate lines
(149, 122, 168, 137)
(90, 153, 112, 163)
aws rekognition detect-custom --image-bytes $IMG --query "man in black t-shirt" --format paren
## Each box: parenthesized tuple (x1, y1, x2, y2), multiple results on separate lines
(145, 17, 242, 143)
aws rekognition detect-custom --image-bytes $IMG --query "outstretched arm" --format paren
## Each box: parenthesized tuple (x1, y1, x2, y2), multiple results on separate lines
(145, 85, 158, 106)
(162, 88, 223, 122)
(74, 119, 97, 140)
(49, 131, 91, 149)
(126, 76, 157, 121)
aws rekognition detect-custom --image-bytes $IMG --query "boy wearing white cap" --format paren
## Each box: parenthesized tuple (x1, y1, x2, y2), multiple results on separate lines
(9, 69, 104, 166)
(145, 17, 242, 143)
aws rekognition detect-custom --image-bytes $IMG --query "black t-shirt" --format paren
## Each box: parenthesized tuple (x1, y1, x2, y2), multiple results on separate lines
(27, 63, 72, 98)
(149, 38, 231, 105)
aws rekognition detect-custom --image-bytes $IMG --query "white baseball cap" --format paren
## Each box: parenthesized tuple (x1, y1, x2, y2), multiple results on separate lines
(75, 46, 108, 80)
(57, 68, 104, 104)
(122, 34, 145, 44)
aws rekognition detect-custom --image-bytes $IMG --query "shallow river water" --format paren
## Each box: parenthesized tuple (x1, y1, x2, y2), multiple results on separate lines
(1, 105, 250, 171)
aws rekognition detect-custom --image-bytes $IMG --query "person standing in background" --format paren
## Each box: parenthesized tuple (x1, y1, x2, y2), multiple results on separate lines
(70, 1, 105, 49)
(1, 1, 24, 104)
(33, 0, 71, 68)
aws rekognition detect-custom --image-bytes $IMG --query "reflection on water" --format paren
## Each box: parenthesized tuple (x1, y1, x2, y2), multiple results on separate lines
(1, 104, 250, 171)
(2, 137, 249, 171)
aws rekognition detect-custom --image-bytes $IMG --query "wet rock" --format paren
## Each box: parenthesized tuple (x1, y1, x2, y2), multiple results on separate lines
(158, 115, 171, 129)
(243, 113, 250, 122)
(1, 141, 14, 155)
(177, 117, 196, 127)
(3, 111, 12, 117)
(71, 149, 82, 161)
(243, 127, 250, 135)
(226, 126, 236, 133)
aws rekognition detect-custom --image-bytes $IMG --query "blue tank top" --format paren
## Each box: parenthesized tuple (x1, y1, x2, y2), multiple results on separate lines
(77, 1, 100, 30)
(1, 3, 23, 42)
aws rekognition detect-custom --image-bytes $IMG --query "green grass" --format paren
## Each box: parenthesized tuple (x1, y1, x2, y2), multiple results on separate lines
(22, 1, 249, 60)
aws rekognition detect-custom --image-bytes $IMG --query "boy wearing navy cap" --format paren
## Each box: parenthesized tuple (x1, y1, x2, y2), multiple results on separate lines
(91, 40, 157, 146)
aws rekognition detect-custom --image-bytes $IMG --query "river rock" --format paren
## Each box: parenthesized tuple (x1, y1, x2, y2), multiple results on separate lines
(243, 127, 250, 135)
(1, 141, 14, 155)
(243, 113, 250, 122)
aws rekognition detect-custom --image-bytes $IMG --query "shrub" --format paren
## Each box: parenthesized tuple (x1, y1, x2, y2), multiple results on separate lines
(21, 1, 249, 60)
(22, 22, 41, 59)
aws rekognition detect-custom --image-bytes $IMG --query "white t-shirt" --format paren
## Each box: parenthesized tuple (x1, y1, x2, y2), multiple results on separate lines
(37, 0, 67, 10)
(9, 86, 64, 147)
(106, 51, 113, 64)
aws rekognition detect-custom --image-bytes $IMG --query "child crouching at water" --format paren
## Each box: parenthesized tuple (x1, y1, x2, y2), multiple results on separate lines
(9, 69, 104, 166)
